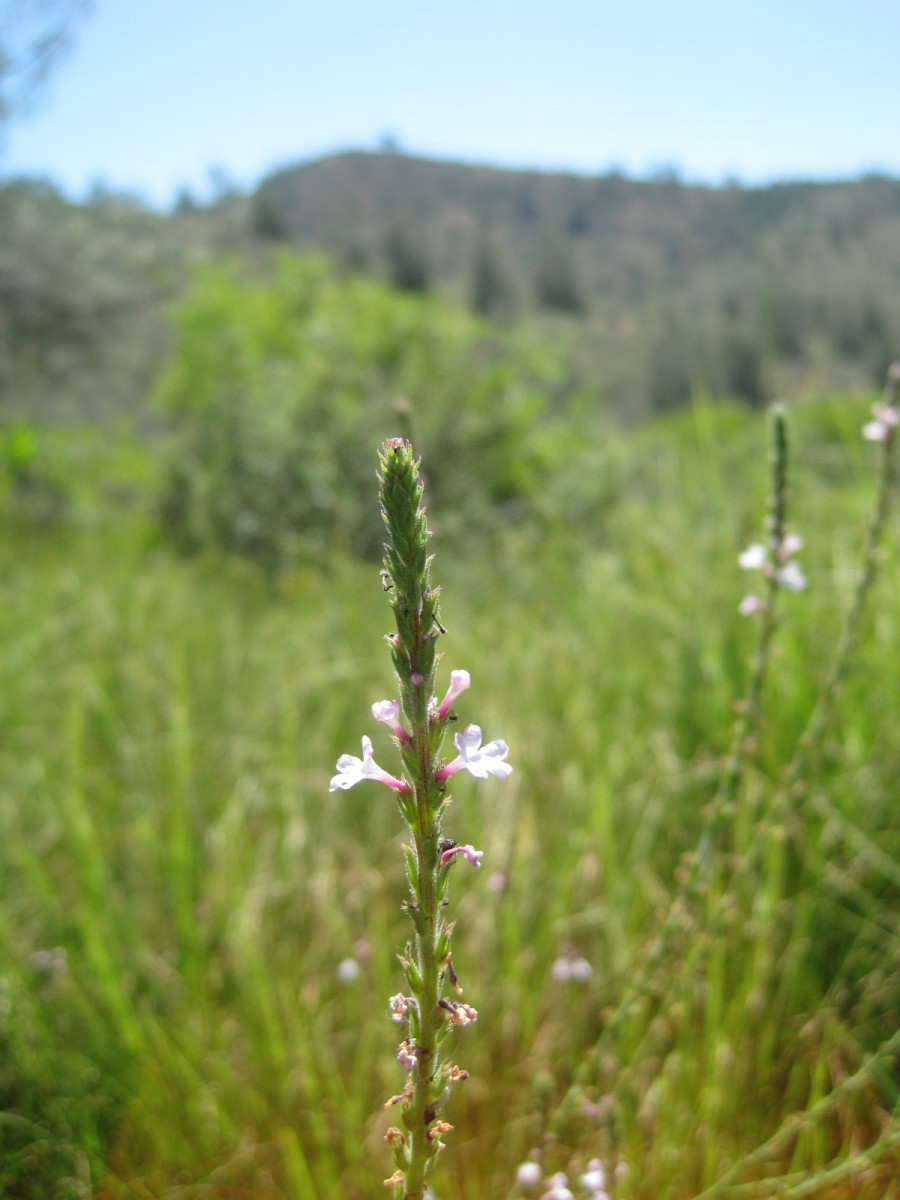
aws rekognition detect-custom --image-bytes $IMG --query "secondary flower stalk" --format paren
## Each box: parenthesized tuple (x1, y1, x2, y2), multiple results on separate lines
(329, 439, 512, 1200)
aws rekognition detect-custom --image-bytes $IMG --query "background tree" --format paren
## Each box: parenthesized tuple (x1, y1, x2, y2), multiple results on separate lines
(533, 227, 585, 314)
(0, 0, 91, 133)
(469, 226, 514, 319)
(384, 219, 430, 292)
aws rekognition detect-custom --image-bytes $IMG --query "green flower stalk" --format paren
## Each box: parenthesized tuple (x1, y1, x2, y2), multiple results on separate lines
(329, 439, 512, 1199)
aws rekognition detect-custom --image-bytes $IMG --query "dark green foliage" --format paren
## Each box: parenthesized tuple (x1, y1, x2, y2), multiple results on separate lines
(0, 420, 68, 526)
(469, 228, 514, 318)
(0, 180, 184, 419)
(1, 154, 897, 427)
(384, 219, 431, 292)
(533, 228, 585, 314)
(643, 305, 699, 413)
(250, 187, 291, 240)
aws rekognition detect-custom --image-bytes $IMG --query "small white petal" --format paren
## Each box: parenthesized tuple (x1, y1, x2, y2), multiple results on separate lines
(738, 543, 767, 570)
(329, 735, 396, 791)
(778, 561, 807, 592)
(453, 724, 513, 779)
(329, 752, 365, 791)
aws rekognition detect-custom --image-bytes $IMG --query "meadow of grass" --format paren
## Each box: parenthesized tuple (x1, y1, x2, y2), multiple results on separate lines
(1, 391, 899, 1198)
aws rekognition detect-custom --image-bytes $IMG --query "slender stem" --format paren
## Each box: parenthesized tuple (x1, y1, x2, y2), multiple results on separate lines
(378, 439, 469, 1199)
(404, 813, 441, 1199)
(550, 405, 792, 1133)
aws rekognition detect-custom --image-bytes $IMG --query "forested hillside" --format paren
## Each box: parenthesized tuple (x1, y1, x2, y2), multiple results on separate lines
(253, 152, 900, 411)
(2, 152, 899, 424)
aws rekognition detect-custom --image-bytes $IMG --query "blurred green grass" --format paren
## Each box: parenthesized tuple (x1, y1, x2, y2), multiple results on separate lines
(1, 392, 899, 1198)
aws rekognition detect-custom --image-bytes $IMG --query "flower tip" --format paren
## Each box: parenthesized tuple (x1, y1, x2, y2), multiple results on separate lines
(437, 668, 472, 718)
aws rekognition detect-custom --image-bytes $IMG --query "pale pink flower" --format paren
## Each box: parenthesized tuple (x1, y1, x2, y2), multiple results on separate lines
(371, 699, 411, 743)
(440, 843, 483, 868)
(437, 669, 471, 719)
(738, 594, 765, 616)
(329, 736, 407, 793)
(435, 724, 512, 781)
(779, 532, 803, 561)
(552, 952, 592, 982)
(540, 1173, 574, 1200)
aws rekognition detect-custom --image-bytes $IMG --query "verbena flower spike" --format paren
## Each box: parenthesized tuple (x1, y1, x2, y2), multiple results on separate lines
(329, 438, 512, 1200)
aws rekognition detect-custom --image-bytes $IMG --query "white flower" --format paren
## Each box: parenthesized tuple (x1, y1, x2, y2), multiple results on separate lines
(738, 532, 806, 598)
(329, 735, 406, 793)
(541, 1173, 574, 1200)
(579, 1160, 607, 1194)
(863, 402, 899, 443)
(738, 543, 767, 570)
(777, 560, 807, 592)
(336, 957, 360, 983)
(436, 724, 512, 782)
(516, 1161, 543, 1189)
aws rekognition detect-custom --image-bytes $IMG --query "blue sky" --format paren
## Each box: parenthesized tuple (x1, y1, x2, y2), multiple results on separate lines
(2, 0, 899, 208)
